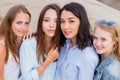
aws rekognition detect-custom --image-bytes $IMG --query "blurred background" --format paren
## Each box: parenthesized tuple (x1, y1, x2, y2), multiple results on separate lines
(0, 0, 120, 32)
(98, 0, 120, 10)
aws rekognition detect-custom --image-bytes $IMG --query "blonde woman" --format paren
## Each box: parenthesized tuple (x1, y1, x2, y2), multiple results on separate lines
(93, 19, 120, 80)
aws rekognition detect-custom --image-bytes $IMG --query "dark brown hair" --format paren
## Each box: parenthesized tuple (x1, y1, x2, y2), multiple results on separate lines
(35, 3, 60, 63)
(60, 2, 93, 50)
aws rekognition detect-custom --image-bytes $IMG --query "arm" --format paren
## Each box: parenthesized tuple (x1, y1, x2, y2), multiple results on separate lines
(37, 47, 59, 76)
(102, 68, 120, 80)
(20, 40, 59, 80)
(102, 75, 119, 80)
(0, 44, 6, 80)
(78, 47, 99, 80)
(20, 40, 39, 80)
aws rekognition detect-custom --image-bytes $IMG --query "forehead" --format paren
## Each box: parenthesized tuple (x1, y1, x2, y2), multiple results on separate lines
(94, 27, 112, 38)
(44, 9, 57, 17)
(61, 10, 76, 18)
(14, 12, 30, 21)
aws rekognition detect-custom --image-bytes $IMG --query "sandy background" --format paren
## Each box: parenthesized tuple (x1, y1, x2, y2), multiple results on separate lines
(0, 0, 120, 32)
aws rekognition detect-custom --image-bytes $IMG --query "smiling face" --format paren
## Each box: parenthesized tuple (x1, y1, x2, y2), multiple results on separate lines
(12, 12, 30, 38)
(93, 27, 116, 58)
(60, 10, 80, 41)
(42, 9, 57, 38)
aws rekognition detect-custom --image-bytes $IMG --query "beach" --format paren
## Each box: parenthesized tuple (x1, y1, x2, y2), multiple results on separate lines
(0, 0, 120, 32)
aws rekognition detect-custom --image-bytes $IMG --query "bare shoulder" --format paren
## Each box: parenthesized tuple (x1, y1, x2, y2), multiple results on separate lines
(0, 38, 6, 58)
(0, 44, 6, 56)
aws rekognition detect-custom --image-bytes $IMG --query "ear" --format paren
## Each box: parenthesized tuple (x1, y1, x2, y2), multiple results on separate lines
(112, 37, 118, 45)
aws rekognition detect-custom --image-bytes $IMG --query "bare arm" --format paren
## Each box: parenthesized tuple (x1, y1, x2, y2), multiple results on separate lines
(0, 44, 6, 80)
(37, 47, 59, 76)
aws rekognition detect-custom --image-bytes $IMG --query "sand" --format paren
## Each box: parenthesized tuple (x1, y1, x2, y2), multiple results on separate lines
(0, 0, 120, 32)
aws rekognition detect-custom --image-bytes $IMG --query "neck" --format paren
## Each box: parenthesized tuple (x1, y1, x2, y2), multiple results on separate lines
(45, 36, 52, 45)
(45, 36, 53, 53)
(69, 38, 76, 48)
(16, 37, 22, 47)
(101, 52, 112, 61)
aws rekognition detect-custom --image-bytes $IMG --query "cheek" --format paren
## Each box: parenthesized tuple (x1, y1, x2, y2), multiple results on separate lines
(42, 26, 47, 33)
(107, 41, 115, 48)
(60, 25, 64, 32)
(54, 27, 57, 32)
(93, 40, 96, 46)
(12, 24, 17, 33)
(24, 26, 29, 31)
(74, 26, 79, 35)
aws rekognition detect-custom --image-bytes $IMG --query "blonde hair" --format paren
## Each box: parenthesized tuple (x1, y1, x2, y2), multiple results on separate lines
(94, 22, 120, 61)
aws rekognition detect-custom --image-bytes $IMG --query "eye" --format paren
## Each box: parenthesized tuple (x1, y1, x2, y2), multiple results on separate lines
(60, 20, 65, 24)
(101, 38, 106, 42)
(25, 22, 29, 25)
(69, 20, 75, 23)
(93, 36, 97, 40)
(43, 19, 49, 22)
(17, 21, 22, 25)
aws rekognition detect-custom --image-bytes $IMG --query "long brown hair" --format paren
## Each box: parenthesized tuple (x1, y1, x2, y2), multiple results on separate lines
(0, 4, 31, 63)
(35, 4, 60, 63)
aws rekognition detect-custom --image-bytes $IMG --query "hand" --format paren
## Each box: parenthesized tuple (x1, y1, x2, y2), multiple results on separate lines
(46, 47, 59, 63)
(22, 31, 32, 41)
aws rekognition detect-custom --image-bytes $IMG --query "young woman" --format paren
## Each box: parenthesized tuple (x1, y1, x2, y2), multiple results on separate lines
(20, 4, 60, 80)
(0, 5, 31, 80)
(93, 19, 120, 80)
(54, 2, 99, 80)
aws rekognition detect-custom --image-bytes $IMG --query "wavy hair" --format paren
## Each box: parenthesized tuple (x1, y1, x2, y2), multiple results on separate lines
(0, 4, 31, 63)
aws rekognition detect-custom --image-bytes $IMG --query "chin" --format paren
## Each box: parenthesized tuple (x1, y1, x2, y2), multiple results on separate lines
(64, 35, 71, 39)
(48, 35, 54, 38)
(96, 50, 104, 55)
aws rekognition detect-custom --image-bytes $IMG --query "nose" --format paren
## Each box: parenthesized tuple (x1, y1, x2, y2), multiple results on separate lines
(95, 39, 101, 46)
(21, 24, 25, 30)
(50, 21, 55, 27)
(62, 22, 69, 29)
(21, 24, 28, 30)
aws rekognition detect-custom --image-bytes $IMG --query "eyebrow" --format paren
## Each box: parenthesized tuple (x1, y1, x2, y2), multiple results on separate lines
(61, 17, 75, 20)
(44, 17, 57, 19)
(68, 17, 75, 19)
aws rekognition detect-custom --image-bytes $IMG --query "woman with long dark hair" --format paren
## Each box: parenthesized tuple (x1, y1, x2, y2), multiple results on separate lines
(54, 2, 99, 80)
(20, 3, 60, 80)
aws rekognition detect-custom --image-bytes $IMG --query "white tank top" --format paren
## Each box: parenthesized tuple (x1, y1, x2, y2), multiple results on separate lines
(0, 40, 20, 80)
(4, 53, 20, 80)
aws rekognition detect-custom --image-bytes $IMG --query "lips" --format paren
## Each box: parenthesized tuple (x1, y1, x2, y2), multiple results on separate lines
(63, 31, 71, 36)
(47, 29, 55, 33)
(19, 31, 25, 34)
(95, 46, 103, 51)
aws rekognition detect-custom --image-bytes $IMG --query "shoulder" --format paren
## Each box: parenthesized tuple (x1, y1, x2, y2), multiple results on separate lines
(102, 72, 120, 80)
(0, 36, 5, 45)
(104, 58, 120, 79)
(82, 46, 99, 60)
(80, 46, 99, 66)
(83, 46, 96, 53)
(20, 37, 37, 57)
(103, 67, 120, 79)
(0, 41, 6, 59)
(21, 36, 36, 46)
